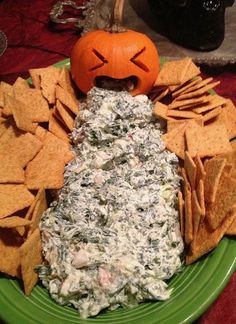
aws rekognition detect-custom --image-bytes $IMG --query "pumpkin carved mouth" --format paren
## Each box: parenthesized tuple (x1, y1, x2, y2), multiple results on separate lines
(95, 75, 138, 92)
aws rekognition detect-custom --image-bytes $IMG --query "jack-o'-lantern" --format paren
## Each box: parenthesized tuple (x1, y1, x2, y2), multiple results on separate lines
(70, 0, 159, 96)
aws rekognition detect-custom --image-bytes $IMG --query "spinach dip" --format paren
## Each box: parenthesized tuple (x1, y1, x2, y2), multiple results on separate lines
(38, 87, 184, 318)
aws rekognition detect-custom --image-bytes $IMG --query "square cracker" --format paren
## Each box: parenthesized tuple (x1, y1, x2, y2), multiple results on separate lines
(28, 189, 47, 236)
(0, 154, 25, 184)
(48, 109, 70, 144)
(184, 189, 193, 245)
(204, 157, 226, 203)
(55, 85, 79, 115)
(0, 184, 35, 219)
(186, 207, 236, 264)
(153, 102, 173, 121)
(185, 121, 232, 158)
(29, 66, 61, 104)
(178, 191, 185, 237)
(206, 175, 236, 230)
(0, 124, 43, 168)
(25, 146, 66, 190)
(20, 228, 42, 295)
(55, 99, 75, 131)
(224, 99, 236, 139)
(184, 151, 197, 189)
(5, 95, 37, 134)
(155, 57, 198, 86)
(0, 228, 22, 277)
(13, 88, 50, 123)
(162, 123, 187, 159)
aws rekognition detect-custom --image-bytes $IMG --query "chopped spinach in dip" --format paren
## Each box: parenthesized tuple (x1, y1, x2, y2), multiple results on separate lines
(38, 87, 184, 318)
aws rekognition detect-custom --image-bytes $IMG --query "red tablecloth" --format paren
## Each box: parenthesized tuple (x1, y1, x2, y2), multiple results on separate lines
(0, 1, 235, 323)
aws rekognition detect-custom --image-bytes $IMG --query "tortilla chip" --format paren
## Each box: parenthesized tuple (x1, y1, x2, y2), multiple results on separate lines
(186, 207, 236, 264)
(0, 154, 25, 183)
(185, 121, 232, 158)
(204, 158, 226, 203)
(155, 58, 193, 86)
(0, 228, 23, 277)
(55, 85, 79, 115)
(184, 189, 193, 245)
(178, 191, 185, 237)
(0, 184, 35, 219)
(206, 175, 236, 230)
(176, 81, 220, 101)
(55, 100, 75, 131)
(153, 101, 173, 120)
(0, 216, 32, 228)
(29, 66, 61, 104)
(13, 88, 50, 123)
(28, 189, 47, 236)
(20, 228, 42, 295)
(184, 151, 197, 189)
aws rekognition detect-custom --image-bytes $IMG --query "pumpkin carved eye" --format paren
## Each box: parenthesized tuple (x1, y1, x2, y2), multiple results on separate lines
(130, 47, 149, 73)
(90, 49, 108, 71)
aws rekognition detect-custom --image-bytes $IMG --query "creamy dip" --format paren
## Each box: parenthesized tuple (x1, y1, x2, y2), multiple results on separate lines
(38, 88, 184, 318)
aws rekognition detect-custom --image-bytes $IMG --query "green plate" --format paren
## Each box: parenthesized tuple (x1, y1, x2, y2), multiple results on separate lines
(0, 58, 236, 324)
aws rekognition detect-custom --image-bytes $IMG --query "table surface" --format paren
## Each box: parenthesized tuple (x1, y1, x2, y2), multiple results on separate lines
(0, 0, 236, 323)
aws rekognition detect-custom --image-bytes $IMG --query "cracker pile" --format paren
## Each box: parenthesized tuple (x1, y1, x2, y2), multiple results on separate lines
(0, 66, 78, 294)
(152, 57, 236, 263)
(0, 57, 236, 296)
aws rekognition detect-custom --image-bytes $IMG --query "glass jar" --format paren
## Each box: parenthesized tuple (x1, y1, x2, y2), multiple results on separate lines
(148, 0, 235, 51)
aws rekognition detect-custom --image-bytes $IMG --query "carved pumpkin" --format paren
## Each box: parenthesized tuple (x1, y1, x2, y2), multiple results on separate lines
(70, 0, 159, 96)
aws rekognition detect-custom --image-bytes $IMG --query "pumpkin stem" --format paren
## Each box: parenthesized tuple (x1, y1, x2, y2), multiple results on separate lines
(108, 0, 126, 32)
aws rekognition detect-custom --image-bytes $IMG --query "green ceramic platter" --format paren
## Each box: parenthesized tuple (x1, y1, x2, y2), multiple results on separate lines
(0, 58, 235, 324)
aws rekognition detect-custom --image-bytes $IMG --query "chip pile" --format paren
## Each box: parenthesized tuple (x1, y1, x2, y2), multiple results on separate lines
(152, 57, 236, 263)
(0, 66, 78, 294)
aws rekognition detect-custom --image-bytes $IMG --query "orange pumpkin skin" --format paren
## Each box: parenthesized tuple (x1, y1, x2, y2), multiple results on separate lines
(70, 29, 160, 96)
